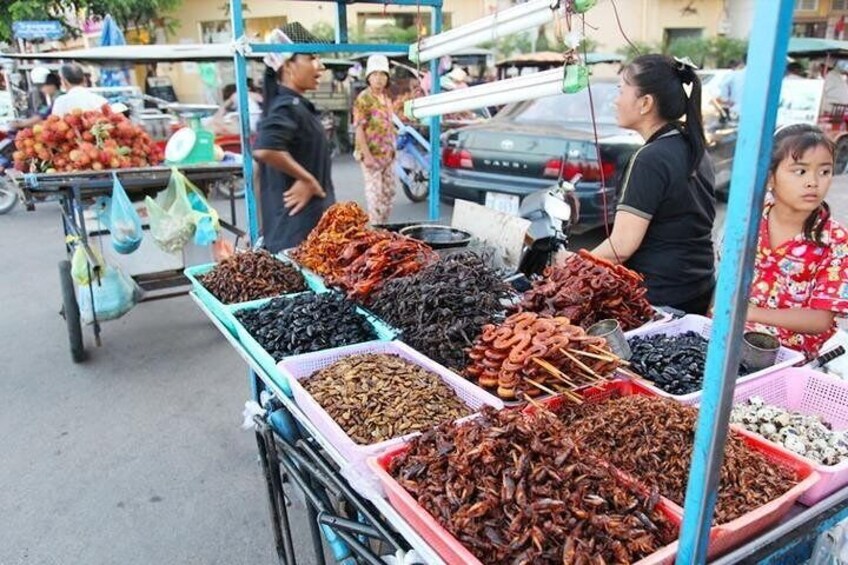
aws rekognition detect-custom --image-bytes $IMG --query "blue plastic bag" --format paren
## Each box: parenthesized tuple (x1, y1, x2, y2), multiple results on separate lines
(77, 266, 141, 324)
(176, 167, 220, 246)
(110, 173, 143, 254)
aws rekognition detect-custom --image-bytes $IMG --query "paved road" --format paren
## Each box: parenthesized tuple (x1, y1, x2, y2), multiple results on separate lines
(1, 155, 846, 565)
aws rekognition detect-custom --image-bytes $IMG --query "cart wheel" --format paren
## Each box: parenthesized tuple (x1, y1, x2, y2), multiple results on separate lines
(58, 260, 86, 363)
(0, 176, 18, 215)
(401, 166, 430, 203)
(836, 138, 848, 175)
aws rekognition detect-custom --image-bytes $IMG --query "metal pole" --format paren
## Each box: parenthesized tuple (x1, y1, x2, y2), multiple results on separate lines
(675, 1, 794, 562)
(428, 3, 443, 222)
(230, 0, 259, 242)
(335, 1, 349, 44)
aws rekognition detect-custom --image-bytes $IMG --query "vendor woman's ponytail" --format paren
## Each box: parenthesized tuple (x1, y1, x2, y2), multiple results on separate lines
(622, 54, 706, 175)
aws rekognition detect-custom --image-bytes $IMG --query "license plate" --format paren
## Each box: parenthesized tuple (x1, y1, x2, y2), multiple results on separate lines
(484, 191, 520, 216)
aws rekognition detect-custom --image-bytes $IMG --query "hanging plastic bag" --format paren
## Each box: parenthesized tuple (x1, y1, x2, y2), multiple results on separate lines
(110, 173, 143, 254)
(77, 266, 142, 324)
(144, 170, 196, 254)
(178, 168, 221, 246)
(69, 237, 106, 286)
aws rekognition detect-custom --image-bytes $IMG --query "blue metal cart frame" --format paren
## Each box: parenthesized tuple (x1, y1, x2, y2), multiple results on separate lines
(223, 1, 848, 563)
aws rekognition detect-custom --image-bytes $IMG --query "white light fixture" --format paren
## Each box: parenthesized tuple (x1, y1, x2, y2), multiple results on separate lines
(405, 67, 565, 120)
(409, 0, 559, 64)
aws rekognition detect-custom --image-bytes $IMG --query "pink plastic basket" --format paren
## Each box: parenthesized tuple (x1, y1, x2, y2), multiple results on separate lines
(621, 314, 804, 403)
(694, 367, 848, 505)
(278, 341, 504, 498)
(369, 445, 682, 565)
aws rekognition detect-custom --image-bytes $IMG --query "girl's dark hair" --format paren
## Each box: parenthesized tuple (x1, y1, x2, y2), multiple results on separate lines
(622, 54, 706, 175)
(771, 123, 835, 244)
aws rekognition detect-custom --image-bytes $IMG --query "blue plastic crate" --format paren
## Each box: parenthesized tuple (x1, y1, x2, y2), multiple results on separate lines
(185, 263, 236, 334)
(277, 249, 329, 293)
(184, 255, 314, 336)
(227, 295, 399, 396)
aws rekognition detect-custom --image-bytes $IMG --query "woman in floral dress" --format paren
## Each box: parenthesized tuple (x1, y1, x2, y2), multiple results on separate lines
(354, 55, 397, 223)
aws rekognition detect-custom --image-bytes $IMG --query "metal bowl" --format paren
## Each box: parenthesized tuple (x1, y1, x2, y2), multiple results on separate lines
(399, 224, 473, 249)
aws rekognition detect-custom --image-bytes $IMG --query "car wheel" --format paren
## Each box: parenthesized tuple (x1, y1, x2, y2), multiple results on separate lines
(836, 138, 848, 175)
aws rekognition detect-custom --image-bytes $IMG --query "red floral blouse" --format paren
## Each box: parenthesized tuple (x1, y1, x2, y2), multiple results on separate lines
(748, 204, 848, 358)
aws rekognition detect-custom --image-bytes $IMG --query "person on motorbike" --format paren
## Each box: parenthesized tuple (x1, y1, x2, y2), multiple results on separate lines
(8, 69, 61, 130)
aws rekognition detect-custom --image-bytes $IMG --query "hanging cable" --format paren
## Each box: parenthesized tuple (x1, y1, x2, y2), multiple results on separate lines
(610, 0, 640, 55)
(581, 13, 622, 264)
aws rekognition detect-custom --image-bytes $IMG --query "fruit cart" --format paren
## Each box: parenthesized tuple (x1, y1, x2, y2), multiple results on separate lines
(7, 164, 244, 362)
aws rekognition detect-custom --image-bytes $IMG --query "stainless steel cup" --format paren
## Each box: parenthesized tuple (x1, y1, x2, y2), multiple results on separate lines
(587, 319, 632, 360)
(741, 331, 780, 372)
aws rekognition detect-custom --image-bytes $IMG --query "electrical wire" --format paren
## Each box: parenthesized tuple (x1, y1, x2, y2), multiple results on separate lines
(610, 0, 641, 55)
(581, 12, 622, 264)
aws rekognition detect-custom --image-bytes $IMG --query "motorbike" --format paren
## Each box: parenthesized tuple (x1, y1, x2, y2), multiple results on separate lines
(0, 128, 19, 215)
(516, 175, 581, 277)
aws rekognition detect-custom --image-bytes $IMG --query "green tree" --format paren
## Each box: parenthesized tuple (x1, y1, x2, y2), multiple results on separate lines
(1, 1, 88, 44)
(84, 0, 183, 43)
(667, 36, 711, 67)
(615, 41, 661, 63)
(310, 21, 335, 42)
(0, 0, 183, 45)
(709, 36, 747, 68)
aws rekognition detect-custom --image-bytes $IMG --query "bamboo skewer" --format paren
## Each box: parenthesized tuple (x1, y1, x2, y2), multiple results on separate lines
(559, 348, 608, 382)
(588, 343, 631, 366)
(524, 377, 559, 396)
(532, 358, 578, 386)
(618, 366, 654, 384)
(520, 392, 547, 411)
(568, 347, 629, 366)
(530, 359, 589, 404)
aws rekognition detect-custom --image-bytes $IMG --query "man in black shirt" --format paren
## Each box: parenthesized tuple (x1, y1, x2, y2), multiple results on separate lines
(253, 24, 335, 252)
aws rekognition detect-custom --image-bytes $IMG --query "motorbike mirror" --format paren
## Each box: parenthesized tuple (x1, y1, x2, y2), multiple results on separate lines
(543, 191, 573, 224)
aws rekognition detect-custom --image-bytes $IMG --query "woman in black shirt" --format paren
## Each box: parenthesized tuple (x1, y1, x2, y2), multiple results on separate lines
(592, 54, 716, 314)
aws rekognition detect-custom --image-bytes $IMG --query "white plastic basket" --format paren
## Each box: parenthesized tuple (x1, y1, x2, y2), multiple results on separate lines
(622, 314, 804, 403)
(279, 341, 504, 499)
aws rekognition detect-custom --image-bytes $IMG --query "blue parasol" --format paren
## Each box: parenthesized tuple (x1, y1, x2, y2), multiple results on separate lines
(99, 15, 129, 87)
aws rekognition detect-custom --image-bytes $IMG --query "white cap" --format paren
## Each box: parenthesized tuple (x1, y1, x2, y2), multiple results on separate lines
(111, 102, 129, 114)
(447, 66, 467, 83)
(365, 55, 390, 80)
(31, 66, 51, 85)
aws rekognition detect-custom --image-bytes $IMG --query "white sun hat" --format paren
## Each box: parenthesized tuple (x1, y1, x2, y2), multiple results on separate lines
(365, 55, 391, 80)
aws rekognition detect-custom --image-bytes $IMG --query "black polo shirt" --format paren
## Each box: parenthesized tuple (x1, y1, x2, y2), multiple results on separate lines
(255, 85, 335, 253)
(617, 125, 716, 307)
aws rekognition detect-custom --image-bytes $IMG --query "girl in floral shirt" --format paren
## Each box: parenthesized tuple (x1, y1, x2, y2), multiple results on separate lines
(354, 55, 398, 223)
(746, 124, 848, 358)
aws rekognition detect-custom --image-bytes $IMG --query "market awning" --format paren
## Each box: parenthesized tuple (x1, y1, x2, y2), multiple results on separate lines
(495, 51, 625, 67)
(1, 44, 356, 69)
(787, 37, 848, 58)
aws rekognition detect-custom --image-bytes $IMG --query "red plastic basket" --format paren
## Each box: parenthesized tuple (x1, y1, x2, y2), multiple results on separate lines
(522, 378, 658, 416)
(676, 432, 819, 559)
(370, 445, 682, 565)
(523, 380, 819, 559)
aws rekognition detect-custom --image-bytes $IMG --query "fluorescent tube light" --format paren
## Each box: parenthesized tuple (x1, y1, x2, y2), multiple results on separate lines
(405, 67, 565, 120)
(409, 0, 558, 64)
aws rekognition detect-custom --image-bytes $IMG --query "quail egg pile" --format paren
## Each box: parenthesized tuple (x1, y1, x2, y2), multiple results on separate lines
(730, 396, 848, 466)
